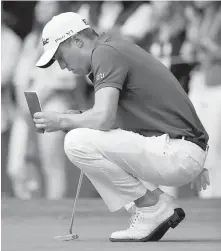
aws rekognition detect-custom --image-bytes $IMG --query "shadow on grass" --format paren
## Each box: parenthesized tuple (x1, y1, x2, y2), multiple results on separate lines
(159, 239, 221, 243)
(64, 238, 221, 244)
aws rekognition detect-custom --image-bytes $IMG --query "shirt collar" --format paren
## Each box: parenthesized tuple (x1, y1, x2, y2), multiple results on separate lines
(94, 32, 111, 47)
(88, 72, 94, 83)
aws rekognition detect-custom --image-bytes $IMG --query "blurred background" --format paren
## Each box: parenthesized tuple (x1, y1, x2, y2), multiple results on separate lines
(1, 1, 221, 201)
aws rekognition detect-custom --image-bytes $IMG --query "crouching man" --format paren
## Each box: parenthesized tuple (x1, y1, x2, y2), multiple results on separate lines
(34, 12, 210, 242)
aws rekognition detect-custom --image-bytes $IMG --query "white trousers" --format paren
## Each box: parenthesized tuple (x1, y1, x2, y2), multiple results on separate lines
(64, 128, 206, 212)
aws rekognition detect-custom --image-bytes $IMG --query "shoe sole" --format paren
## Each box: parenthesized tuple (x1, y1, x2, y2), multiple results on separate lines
(149, 208, 185, 241)
(109, 208, 185, 242)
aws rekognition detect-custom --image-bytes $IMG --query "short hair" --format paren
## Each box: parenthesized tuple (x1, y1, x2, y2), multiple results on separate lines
(77, 28, 99, 40)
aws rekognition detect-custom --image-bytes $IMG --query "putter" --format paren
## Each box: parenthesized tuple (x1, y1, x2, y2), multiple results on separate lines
(54, 171, 84, 241)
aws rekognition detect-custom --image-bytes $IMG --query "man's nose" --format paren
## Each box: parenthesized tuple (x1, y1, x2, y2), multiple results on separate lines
(58, 60, 67, 70)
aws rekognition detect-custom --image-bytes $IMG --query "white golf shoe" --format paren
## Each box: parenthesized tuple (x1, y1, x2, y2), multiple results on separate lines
(110, 197, 185, 242)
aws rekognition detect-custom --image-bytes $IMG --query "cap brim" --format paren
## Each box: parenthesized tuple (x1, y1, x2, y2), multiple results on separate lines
(36, 46, 58, 68)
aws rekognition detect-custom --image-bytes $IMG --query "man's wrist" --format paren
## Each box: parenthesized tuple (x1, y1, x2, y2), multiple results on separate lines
(58, 114, 67, 130)
(63, 109, 81, 114)
(58, 112, 82, 131)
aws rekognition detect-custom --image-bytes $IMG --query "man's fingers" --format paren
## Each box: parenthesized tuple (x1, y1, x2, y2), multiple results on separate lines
(35, 123, 46, 129)
(201, 176, 207, 190)
(33, 118, 45, 123)
(196, 179, 201, 192)
(34, 112, 44, 119)
(203, 169, 210, 185)
(35, 128, 45, 133)
(64, 110, 81, 114)
(191, 169, 210, 192)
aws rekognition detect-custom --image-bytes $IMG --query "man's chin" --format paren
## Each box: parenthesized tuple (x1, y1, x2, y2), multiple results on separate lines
(72, 70, 87, 76)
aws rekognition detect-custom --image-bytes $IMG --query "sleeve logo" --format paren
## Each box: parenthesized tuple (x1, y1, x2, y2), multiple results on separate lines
(96, 73, 105, 81)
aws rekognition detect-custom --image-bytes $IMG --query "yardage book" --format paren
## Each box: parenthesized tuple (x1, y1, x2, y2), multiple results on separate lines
(24, 91, 44, 133)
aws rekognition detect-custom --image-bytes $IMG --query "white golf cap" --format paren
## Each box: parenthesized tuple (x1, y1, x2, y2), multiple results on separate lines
(36, 12, 90, 68)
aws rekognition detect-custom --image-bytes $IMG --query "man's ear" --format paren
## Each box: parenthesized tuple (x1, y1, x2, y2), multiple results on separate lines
(72, 35, 83, 48)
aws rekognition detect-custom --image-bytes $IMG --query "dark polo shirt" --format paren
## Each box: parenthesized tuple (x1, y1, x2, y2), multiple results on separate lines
(88, 33, 209, 144)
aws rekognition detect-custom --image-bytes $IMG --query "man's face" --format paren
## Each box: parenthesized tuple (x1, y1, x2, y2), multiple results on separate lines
(54, 37, 91, 76)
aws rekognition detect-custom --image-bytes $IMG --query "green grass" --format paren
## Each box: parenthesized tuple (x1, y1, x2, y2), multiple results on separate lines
(2, 198, 221, 251)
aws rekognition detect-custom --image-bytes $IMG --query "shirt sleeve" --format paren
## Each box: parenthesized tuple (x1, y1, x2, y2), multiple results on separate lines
(91, 44, 129, 92)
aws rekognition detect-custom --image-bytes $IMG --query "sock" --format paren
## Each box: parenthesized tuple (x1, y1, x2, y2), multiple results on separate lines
(136, 198, 164, 212)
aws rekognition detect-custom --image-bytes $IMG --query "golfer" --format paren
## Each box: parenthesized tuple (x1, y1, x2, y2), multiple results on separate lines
(34, 12, 210, 242)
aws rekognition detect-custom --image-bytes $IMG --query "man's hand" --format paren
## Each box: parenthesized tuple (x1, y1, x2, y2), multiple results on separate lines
(33, 111, 61, 133)
(191, 168, 210, 192)
(63, 110, 82, 115)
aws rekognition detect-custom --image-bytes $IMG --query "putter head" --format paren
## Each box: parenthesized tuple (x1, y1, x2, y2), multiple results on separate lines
(54, 234, 79, 241)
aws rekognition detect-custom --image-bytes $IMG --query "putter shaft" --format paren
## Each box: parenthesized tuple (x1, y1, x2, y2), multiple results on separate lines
(69, 171, 84, 235)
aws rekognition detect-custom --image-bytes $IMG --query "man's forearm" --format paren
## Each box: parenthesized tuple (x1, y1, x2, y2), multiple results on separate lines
(58, 108, 113, 131)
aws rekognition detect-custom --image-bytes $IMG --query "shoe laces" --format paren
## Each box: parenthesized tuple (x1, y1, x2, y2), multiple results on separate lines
(129, 211, 143, 228)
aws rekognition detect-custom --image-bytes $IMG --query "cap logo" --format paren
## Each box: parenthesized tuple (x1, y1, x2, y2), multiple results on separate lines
(42, 38, 49, 46)
(66, 30, 73, 36)
(82, 19, 88, 25)
(55, 35, 65, 43)
(55, 30, 74, 43)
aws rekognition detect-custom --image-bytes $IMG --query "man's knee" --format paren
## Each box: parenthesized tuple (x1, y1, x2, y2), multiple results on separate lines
(64, 128, 97, 158)
(64, 128, 88, 152)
